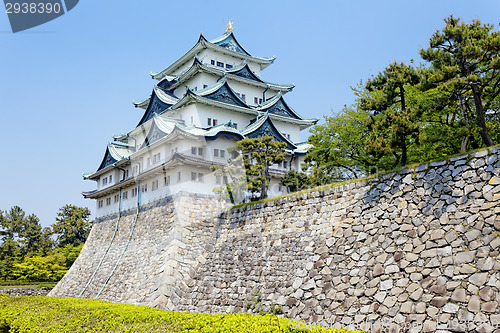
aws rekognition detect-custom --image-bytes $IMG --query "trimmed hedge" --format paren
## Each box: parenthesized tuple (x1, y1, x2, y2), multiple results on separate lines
(0, 295, 360, 332)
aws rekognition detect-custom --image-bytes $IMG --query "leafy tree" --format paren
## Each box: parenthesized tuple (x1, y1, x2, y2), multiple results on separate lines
(211, 149, 247, 204)
(18, 214, 43, 257)
(236, 136, 286, 200)
(14, 253, 67, 282)
(420, 15, 500, 147)
(52, 205, 92, 247)
(306, 105, 379, 179)
(280, 170, 310, 193)
(359, 62, 422, 167)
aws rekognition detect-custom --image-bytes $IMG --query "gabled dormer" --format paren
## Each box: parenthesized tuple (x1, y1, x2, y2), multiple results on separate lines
(199, 77, 249, 108)
(135, 86, 178, 126)
(242, 113, 297, 150)
(256, 92, 304, 120)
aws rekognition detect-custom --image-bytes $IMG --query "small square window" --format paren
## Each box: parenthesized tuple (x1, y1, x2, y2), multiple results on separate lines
(203, 84, 207, 88)
(233, 123, 238, 129)
(213, 119, 218, 126)
(194, 86, 197, 91)
(254, 97, 258, 104)
(226, 64, 233, 69)
(217, 61, 224, 67)
(208, 118, 212, 126)
(211, 60, 215, 65)
(241, 94, 245, 101)
(259, 98, 263, 104)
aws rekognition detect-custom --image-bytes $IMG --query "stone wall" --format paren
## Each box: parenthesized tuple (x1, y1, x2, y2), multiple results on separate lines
(51, 147, 500, 332)
(49, 193, 226, 307)
(0, 288, 50, 296)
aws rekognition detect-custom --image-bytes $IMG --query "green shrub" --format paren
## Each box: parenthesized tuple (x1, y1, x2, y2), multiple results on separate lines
(0, 295, 361, 332)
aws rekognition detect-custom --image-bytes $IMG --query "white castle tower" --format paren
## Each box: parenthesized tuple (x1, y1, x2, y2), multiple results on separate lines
(83, 23, 318, 217)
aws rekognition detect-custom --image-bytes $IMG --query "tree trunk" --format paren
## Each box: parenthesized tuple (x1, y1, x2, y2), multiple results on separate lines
(470, 83, 494, 146)
(400, 143, 407, 167)
(460, 136, 470, 154)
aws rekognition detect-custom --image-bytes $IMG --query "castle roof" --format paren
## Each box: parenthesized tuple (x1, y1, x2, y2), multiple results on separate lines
(151, 33, 275, 80)
(157, 56, 294, 93)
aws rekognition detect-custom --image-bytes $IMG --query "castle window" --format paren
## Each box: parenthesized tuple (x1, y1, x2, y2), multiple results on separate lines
(223, 176, 228, 185)
(132, 165, 140, 175)
(214, 148, 219, 157)
(191, 146, 197, 155)
(106, 198, 111, 206)
(177, 172, 181, 182)
(203, 84, 208, 89)
(198, 173, 204, 182)
(283, 161, 288, 169)
(98, 200, 103, 208)
(210, 60, 215, 65)
(217, 61, 224, 67)
(153, 153, 160, 164)
(164, 176, 170, 186)
(220, 150, 226, 158)
(259, 98, 263, 104)
(212, 119, 217, 126)
(208, 118, 212, 126)
(132, 188, 138, 197)
(226, 64, 232, 69)
(191, 172, 197, 181)
(109, 175, 113, 183)
(122, 191, 128, 200)
(241, 94, 245, 101)
(152, 180, 158, 191)
(194, 86, 197, 91)
(233, 123, 238, 129)
(114, 194, 119, 203)
(141, 184, 148, 192)
(254, 97, 258, 104)
(102, 178, 107, 186)
(216, 175, 221, 185)
(147, 157, 151, 166)
(198, 147, 203, 156)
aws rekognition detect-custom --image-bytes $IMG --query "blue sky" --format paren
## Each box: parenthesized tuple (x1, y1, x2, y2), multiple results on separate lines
(1, 0, 499, 228)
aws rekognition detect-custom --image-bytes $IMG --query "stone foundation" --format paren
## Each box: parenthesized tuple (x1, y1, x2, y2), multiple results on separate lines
(51, 147, 500, 332)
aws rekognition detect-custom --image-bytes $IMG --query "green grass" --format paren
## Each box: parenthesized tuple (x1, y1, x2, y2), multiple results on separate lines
(232, 143, 500, 210)
(0, 295, 360, 333)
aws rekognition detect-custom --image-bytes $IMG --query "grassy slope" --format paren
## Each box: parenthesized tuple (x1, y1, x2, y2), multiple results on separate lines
(0, 295, 360, 333)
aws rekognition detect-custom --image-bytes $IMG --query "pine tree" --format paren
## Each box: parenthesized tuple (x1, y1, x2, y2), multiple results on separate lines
(420, 15, 500, 147)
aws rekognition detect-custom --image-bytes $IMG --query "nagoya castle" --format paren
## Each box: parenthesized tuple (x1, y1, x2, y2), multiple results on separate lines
(84, 22, 318, 217)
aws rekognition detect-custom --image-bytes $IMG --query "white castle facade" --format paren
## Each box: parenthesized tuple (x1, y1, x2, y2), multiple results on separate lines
(84, 25, 318, 218)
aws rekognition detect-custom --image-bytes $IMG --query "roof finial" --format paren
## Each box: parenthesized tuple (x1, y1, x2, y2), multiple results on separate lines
(225, 20, 234, 33)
